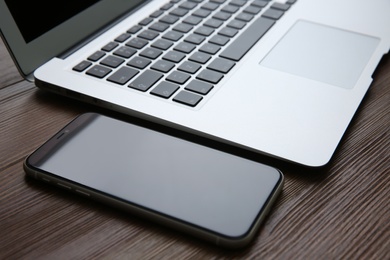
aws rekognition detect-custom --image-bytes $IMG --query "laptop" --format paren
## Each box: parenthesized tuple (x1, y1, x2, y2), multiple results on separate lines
(1, 0, 389, 167)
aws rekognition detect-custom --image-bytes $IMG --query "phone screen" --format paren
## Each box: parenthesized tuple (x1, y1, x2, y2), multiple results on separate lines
(25, 113, 282, 246)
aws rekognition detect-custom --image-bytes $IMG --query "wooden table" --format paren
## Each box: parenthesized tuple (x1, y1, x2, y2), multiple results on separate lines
(1, 37, 389, 259)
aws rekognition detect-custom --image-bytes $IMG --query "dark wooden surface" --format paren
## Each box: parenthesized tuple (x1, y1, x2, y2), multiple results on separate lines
(0, 37, 389, 259)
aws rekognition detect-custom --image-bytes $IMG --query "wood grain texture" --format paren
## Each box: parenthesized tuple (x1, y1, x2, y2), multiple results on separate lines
(0, 37, 389, 259)
(0, 41, 23, 88)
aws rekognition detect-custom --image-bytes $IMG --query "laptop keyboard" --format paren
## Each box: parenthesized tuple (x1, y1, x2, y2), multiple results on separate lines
(73, 0, 296, 107)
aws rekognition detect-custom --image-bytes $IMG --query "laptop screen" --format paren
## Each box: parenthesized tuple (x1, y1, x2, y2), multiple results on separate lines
(5, 0, 101, 44)
(0, 0, 147, 79)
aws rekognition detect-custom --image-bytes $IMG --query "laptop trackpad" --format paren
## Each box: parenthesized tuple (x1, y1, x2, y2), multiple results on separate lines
(260, 20, 379, 89)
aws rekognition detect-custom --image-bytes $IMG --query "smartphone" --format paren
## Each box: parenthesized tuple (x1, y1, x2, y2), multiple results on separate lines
(24, 112, 283, 248)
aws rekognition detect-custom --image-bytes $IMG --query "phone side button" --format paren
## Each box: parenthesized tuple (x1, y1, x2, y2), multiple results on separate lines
(75, 189, 91, 197)
(41, 177, 51, 183)
(57, 183, 72, 190)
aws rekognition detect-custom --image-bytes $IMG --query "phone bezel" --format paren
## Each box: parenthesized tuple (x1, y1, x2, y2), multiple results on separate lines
(24, 112, 284, 248)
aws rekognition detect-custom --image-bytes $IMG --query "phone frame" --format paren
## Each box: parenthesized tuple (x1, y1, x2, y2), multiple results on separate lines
(24, 113, 284, 248)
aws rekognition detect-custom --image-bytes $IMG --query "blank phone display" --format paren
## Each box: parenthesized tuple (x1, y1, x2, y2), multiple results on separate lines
(32, 114, 281, 238)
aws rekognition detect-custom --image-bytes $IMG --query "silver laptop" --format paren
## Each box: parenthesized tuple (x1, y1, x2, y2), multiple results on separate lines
(1, 0, 389, 167)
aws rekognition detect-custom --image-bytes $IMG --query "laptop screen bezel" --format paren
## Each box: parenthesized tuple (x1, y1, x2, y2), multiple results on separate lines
(0, 0, 146, 81)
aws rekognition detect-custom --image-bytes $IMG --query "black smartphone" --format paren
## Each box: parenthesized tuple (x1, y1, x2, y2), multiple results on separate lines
(24, 113, 283, 248)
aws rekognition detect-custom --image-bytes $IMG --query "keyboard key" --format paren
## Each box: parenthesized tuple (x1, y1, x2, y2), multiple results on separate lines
(174, 42, 196, 54)
(196, 69, 224, 84)
(209, 35, 230, 46)
(218, 27, 238, 37)
(73, 61, 92, 72)
(129, 70, 163, 91)
(163, 51, 186, 63)
(220, 17, 274, 61)
(100, 55, 125, 68)
(251, 0, 269, 8)
(173, 91, 203, 107)
(126, 38, 148, 49)
(139, 17, 153, 26)
(127, 25, 142, 34)
(194, 26, 215, 36)
(113, 46, 136, 58)
(185, 79, 213, 95)
(192, 9, 211, 18)
(207, 57, 235, 73)
(221, 5, 240, 13)
(236, 12, 254, 22)
(107, 67, 139, 85)
(86, 65, 112, 78)
(179, 1, 198, 10)
(183, 15, 203, 25)
(170, 7, 189, 17)
(138, 30, 159, 40)
(160, 3, 174, 11)
(199, 43, 221, 55)
(163, 31, 184, 41)
(189, 51, 211, 64)
(152, 39, 174, 50)
(173, 23, 194, 33)
(201, 2, 219, 11)
(151, 60, 175, 73)
(160, 14, 180, 24)
(213, 11, 232, 21)
(88, 51, 105, 62)
(127, 56, 151, 69)
(230, 0, 246, 6)
(244, 6, 262, 15)
(151, 81, 179, 98)
(178, 61, 201, 74)
(102, 42, 119, 52)
(140, 47, 163, 59)
(166, 71, 191, 84)
(115, 33, 131, 43)
(262, 9, 284, 20)
(184, 34, 206, 45)
(271, 3, 290, 11)
(149, 22, 170, 32)
(227, 19, 246, 29)
(150, 10, 164, 18)
(204, 18, 223, 28)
